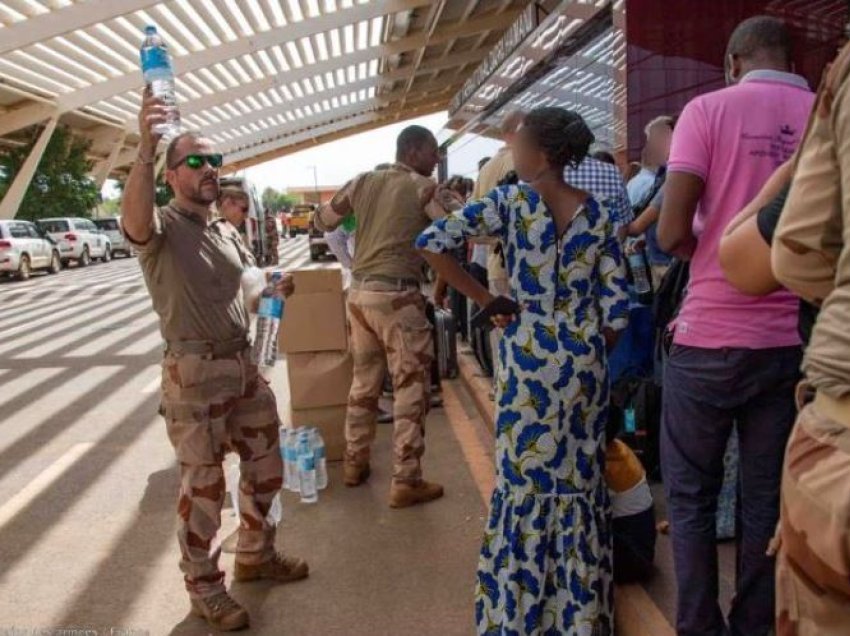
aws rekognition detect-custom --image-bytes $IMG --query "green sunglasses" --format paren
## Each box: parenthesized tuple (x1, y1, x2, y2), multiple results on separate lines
(170, 153, 224, 170)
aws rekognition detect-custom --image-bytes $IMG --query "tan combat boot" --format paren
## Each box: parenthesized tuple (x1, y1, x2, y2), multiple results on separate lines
(234, 552, 310, 584)
(389, 480, 444, 508)
(343, 461, 371, 487)
(190, 591, 249, 631)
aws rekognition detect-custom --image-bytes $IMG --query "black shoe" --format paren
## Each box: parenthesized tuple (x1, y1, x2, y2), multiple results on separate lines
(377, 410, 393, 424)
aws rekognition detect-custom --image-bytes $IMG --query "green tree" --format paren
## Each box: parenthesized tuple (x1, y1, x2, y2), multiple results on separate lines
(261, 186, 297, 212)
(110, 174, 173, 208)
(0, 125, 100, 221)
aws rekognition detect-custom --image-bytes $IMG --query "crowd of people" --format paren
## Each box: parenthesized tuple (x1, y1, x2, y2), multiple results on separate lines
(120, 10, 849, 636)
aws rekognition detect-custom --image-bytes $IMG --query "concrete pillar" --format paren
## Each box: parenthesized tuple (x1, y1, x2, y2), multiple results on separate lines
(0, 116, 59, 220)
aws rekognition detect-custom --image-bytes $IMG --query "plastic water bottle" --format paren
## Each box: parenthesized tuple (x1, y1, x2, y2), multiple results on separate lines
(628, 249, 653, 305)
(279, 427, 289, 490)
(310, 428, 328, 490)
(225, 463, 241, 518)
(252, 273, 284, 367)
(298, 430, 318, 504)
(140, 26, 181, 138)
(284, 429, 300, 492)
(266, 492, 282, 525)
(624, 407, 637, 434)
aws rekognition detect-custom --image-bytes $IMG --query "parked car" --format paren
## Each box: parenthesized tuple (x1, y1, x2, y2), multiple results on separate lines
(308, 210, 330, 261)
(93, 216, 134, 258)
(288, 204, 314, 236)
(37, 217, 111, 267)
(0, 219, 62, 280)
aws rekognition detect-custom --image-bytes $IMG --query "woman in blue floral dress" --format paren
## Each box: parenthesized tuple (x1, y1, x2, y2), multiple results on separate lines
(417, 108, 629, 635)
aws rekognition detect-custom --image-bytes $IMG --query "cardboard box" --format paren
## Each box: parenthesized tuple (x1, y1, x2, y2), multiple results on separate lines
(290, 405, 347, 462)
(279, 269, 348, 353)
(287, 351, 353, 410)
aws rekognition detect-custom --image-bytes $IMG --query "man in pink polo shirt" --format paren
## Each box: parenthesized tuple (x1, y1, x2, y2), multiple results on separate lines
(657, 16, 814, 636)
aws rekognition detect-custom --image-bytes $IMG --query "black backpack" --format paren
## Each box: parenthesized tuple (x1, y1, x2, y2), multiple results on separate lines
(652, 258, 689, 356)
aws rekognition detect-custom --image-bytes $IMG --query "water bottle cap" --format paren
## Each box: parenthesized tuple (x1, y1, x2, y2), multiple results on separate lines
(145, 25, 158, 35)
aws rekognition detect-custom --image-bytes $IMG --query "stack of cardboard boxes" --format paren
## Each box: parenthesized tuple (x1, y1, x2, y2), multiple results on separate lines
(279, 269, 352, 461)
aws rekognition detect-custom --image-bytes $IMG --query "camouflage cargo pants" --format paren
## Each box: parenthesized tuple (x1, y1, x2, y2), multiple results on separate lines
(346, 286, 433, 484)
(776, 395, 850, 635)
(161, 348, 283, 599)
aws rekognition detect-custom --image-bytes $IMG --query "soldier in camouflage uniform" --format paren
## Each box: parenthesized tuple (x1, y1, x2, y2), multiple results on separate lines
(772, 41, 850, 635)
(316, 126, 445, 508)
(121, 89, 308, 632)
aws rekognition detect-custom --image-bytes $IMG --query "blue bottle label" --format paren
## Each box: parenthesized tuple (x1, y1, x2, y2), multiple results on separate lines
(258, 296, 283, 319)
(299, 455, 315, 471)
(141, 47, 172, 73)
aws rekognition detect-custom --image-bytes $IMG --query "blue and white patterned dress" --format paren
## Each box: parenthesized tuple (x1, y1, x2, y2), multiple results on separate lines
(417, 185, 629, 636)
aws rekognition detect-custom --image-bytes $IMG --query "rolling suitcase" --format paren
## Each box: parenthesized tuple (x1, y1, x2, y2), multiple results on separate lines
(434, 307, 459, 379)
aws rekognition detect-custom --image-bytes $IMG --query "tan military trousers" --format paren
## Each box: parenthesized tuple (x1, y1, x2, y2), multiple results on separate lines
(345, 286, 433, 484)
(161, 348, 283, 599)
(776, 396, 850, 635)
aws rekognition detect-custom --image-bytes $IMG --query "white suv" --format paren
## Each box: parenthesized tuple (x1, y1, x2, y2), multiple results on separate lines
(0, 220, 62, 280)
(37, 217, 111, 267)
(93, 217, 134, 258)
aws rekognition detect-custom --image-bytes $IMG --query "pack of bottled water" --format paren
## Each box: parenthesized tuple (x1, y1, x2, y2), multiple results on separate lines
(280, 426, 328, 503)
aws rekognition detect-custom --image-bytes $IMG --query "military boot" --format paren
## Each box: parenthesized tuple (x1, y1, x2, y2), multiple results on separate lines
(389, 480, 444, 508)
(234, 552, 309, 584)
(190, 591, 249, 631)
(343, 461, 371, 487)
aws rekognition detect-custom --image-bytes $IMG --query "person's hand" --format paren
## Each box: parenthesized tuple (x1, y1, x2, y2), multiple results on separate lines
(138, 87, 167, 159)
(268, 271, 295, 298)
(419, 183, 437, 207)
(491, 312, 517, 329)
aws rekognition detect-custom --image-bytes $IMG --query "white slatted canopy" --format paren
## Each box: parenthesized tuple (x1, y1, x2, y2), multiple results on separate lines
(0, 0, 530, 187)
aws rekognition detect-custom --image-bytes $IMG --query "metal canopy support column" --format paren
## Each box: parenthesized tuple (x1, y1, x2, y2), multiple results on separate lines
(0, 116, 59, 220)
(93, 132, 128, 188)
(155, 153, 168, 179)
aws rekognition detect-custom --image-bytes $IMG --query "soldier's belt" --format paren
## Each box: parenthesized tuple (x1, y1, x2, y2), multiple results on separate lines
(351, 273, 421, 290)
(165, 338, 249, 358)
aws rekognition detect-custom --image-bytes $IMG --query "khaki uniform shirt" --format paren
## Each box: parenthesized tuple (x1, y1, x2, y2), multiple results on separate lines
(317, 163, 438, 282)
(773, 43, 850, 398)
(127, 202, 254, 343)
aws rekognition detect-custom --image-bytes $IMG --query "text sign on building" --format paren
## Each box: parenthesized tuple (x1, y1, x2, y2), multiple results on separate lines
(449, 3, 540, 115)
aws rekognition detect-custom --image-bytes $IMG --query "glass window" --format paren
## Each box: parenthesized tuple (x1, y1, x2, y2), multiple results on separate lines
(9, 224, 29, 239)
(94, 218, 120, 231)
(25, 224, 42, 239)
(38, 220, 70, 233)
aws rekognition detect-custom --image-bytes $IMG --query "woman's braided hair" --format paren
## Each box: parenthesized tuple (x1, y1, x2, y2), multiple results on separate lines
(521, 107, 595, 170)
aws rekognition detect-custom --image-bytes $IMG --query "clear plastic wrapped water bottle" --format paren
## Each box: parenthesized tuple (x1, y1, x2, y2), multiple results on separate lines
(298, 430, 318, 504)
(627, 248, 653, 305)
(285, 429, 300, 492)
(309, 428, 328, 490)
(252, 273, 284, 367)
(279, 426, 289, 490)
(139, 25, 181, 138)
